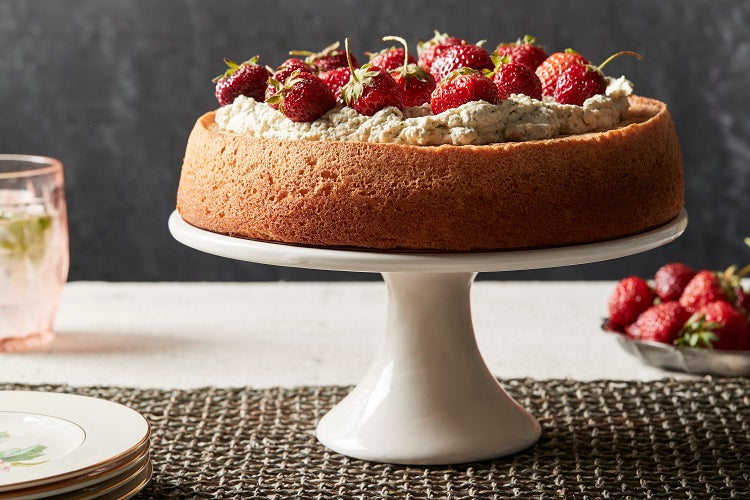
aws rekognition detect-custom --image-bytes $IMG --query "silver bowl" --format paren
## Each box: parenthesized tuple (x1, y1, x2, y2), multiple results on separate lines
(602, 323, 750, 376)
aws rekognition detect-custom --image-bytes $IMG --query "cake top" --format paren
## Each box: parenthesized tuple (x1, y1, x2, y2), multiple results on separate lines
(210, 32, 641, 146)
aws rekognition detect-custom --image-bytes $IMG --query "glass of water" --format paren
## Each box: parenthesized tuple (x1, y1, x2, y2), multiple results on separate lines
(0, 155, 68, 351)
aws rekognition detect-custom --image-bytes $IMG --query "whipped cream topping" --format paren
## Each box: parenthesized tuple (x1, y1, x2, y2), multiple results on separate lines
(215, 76, 633, 146)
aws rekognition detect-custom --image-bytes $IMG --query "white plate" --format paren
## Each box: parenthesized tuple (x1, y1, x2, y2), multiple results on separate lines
(0, 392, 149, 492)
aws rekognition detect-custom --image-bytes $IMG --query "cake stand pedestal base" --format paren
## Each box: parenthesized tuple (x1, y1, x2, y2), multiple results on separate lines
(168, 209, 687, 464)
(316, 272, 540, 464)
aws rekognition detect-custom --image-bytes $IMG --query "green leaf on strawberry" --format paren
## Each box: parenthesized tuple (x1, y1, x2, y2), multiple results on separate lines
(341, 64, 382, 104)
(212, 56, 260, 83)
(675, 313, 721, 348)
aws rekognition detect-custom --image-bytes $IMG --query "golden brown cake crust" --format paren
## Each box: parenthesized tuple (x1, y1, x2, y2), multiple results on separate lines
(176, 96, 683, 250)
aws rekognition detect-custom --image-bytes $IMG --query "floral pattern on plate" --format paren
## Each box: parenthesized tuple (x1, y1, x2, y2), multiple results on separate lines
(0, 431, 47, 471)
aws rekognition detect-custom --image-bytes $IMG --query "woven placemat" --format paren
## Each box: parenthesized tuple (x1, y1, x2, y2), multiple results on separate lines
(3, 379, 749, 498)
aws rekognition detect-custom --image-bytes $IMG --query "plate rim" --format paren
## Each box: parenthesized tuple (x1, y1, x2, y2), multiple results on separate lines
(0, 444, 149, 499)
(95, 458, 152, 500)
(64, 456, 152, 500)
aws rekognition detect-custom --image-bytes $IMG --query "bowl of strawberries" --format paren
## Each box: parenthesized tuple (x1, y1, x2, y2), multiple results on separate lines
(603, 239, 750, 376)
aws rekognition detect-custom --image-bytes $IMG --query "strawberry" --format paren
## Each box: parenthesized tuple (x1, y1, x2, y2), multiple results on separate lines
(607, 276, 655, 329)
(679, 263, 750, 314)
(318, 67, 351, 104)
(267, 60, 316, 102)
(679, 270, 729, 313)
(735, 287, 750, 316)
(368, 46, 417, 72)
(625, 301, 690, 344)
(429, 44, 494, 84)
(290, 41, 357, 73)
(430, 68, 499, 115)
(341, 39, 402, 116)
(554, 51, 642, 106)
(213, 56, 272, 106)
(382, 36, 435, 107)
(392, 67, 435, 107)
(495, 35, 548, 71)
(729, 251, 750, 315)
(417, 31, 465, 73)
(535, 49, 589, 97)
(735, 242, 750, 314)
(265, 70, 335, 122)
(489, 55, 542, 100)
(654, 263, 696, 302)
(677, 301, 750, 350)
(277, 58, 314, 73)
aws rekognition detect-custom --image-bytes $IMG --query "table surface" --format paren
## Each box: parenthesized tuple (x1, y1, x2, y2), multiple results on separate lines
(1, 281, 694, 388)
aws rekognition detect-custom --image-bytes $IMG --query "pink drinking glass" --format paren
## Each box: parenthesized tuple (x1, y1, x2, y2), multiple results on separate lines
(0, 155, 69, 351)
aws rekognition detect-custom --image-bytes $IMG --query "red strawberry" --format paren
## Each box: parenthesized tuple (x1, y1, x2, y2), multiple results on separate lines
(265, 71, 335, 122)
(679, 270, 727, 313)
(495, 35, 548, 71)
(277, 58, 313, 73)
(677, 301, 750, 350)
(341, 39, 402, 115)
(535, 49, 589, 96)
(679, 263, 750, 313)
(213, 56, 272, 106)
(735, 241, 750, 313)
(607, 276, 655, 329)
(319, 67, 351, 104)
(382, 36, 435, 107)
(267, 60, 316, 102)
(654, 263, 696, 302)
(368, 47, 417, 72)
(705, 301, 750, 350)
(290, 41, 357, 73)
(735, 287, 750, 316)
(429, 44, 494, 83)
(417, 31, 465, 73)
(490, 55, 542, 100)
(625, 301, 690, 344)
(430, 68, 499, 115)
(392, 66, 435, 107)
(554, 51, 642, 106)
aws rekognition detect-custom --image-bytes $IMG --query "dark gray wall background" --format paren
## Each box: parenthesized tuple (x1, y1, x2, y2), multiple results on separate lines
(1, 0, 748, 281)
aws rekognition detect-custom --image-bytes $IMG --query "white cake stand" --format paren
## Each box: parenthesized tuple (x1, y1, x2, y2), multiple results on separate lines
(168, 209, 687, 465)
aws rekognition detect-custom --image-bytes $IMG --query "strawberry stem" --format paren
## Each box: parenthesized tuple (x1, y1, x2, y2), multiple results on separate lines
(382, 35, 410, 77)
(344, 38, 359, 83)
(597, 51, 642, 73)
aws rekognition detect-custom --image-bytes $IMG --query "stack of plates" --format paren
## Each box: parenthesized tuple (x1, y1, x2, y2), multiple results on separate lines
(0, 392, 151, 499)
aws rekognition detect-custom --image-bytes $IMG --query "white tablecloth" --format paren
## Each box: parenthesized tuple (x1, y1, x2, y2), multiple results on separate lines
(1, 281, 692, 388)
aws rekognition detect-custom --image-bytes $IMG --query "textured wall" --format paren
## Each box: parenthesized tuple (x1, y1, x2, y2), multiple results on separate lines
(1, 0, 748, 281)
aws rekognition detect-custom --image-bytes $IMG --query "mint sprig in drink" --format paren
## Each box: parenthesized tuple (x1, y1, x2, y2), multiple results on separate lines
(0, 212, 53, 257)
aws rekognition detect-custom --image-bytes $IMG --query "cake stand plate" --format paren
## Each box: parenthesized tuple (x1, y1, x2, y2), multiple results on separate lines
(169, 209, 687, 464)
